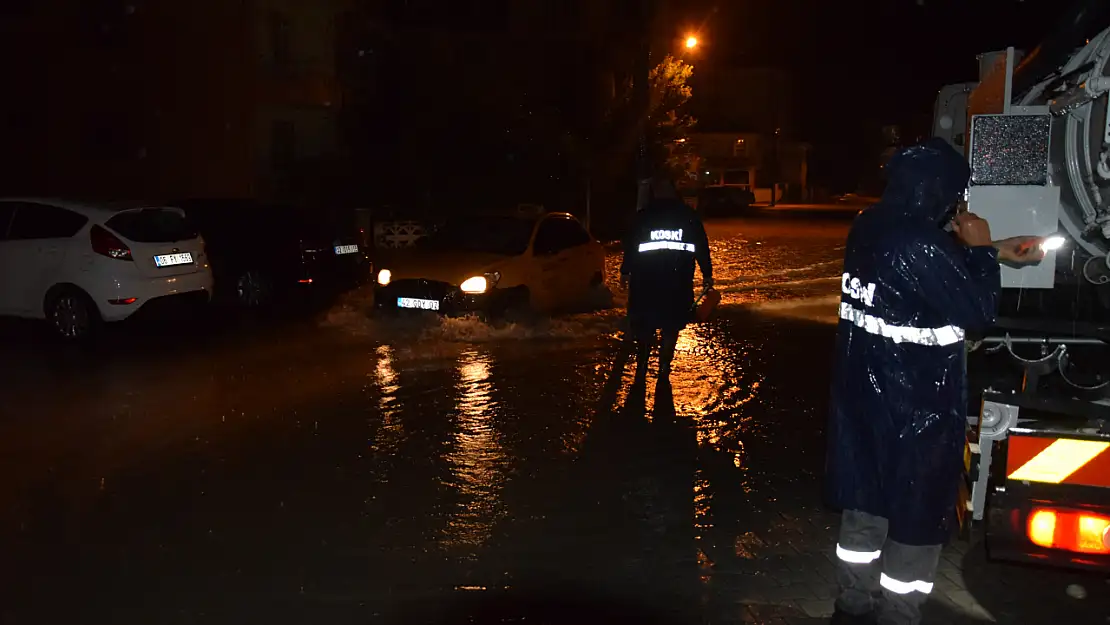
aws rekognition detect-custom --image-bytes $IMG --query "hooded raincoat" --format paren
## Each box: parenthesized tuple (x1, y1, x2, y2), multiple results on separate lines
(826, 138, 1002, 546)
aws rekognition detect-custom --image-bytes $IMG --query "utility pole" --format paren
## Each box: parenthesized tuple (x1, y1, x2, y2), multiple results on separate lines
(769, 126, 780, 207)
(767, 68, 783, 207)
(585, 177, 592, 233)
(634, 0, 660, 213)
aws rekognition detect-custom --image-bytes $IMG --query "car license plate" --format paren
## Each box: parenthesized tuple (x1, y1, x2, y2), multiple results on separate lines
(154, 252, 193, 267)
(334, 244, 359, 255)
(397, 297, 440, 311)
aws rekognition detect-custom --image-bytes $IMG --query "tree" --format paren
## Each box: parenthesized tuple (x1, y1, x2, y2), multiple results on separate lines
(560, 54, 697, 184)
(646, 55, 697, 182)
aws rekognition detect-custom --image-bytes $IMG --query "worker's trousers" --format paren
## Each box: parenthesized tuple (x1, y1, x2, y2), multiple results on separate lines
(835, 509, 943, 625)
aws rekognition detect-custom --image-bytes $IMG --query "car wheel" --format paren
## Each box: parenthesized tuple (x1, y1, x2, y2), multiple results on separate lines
(499, 287, 533, 323)
(585, 272, 614, 310)
(236, 269, 272, 308)
(46, 287, 101, 341)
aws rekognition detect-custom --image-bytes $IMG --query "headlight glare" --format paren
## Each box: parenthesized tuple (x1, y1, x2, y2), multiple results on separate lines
(460, 276, 488, 293)
(377, 269, 391, 286)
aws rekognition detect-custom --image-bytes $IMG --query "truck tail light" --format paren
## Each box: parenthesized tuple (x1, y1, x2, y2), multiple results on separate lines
(1078, 515, 1110, 553)
(1028, 510, 1057, 548)
(1027, 508, 1110, 554)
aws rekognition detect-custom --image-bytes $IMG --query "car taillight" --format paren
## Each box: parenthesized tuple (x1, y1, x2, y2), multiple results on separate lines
(1027, 508, 1110, 554)
(90, 225, 133, 261)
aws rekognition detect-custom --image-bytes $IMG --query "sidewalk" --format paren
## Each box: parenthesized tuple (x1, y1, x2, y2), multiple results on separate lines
(749, 203, 863, 213)
(699, 496, 1109, 624)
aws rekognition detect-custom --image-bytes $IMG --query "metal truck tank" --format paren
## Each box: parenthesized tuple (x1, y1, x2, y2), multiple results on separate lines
(934, 0, 1110, 302)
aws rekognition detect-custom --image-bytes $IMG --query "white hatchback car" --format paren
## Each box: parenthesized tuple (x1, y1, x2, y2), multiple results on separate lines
(0, 199, 214, 339)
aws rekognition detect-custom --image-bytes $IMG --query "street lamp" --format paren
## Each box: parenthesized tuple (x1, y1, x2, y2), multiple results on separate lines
(685, 35, 698, 49)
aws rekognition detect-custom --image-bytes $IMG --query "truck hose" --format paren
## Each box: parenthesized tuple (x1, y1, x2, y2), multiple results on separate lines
(1012, 0, 1110, 99)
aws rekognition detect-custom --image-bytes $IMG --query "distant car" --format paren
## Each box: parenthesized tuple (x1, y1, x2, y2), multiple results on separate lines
(697, 185, 757, 216)
(172, 199, 368, 309)
(374, 212, 605, 316)
(834, 193, 882, 206)
(0, 198, 213, 339)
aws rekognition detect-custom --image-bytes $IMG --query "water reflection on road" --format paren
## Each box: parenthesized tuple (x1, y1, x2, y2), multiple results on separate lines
(17, 215, 1100, 623)
(0, 215, 851, 623)
(441, 351, 505, 551)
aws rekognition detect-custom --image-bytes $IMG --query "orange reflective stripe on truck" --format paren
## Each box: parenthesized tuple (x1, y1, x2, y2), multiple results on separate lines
(1006, 436, 1110, 488)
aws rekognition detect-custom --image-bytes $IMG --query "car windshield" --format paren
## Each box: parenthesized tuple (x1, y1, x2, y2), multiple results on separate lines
(420, 216, 535, 256)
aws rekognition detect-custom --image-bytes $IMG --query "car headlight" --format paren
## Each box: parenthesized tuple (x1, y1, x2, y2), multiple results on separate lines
(460, 276, 487, 294)
(377, 269, 391, 286)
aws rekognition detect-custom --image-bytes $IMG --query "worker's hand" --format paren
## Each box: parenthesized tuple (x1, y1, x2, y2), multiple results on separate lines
(951, 212, 993, 248)
(703, 277, 714, 290)
(994, 236, 1047, 264)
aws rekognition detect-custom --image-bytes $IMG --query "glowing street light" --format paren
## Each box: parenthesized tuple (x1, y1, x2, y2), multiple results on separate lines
(685, 36, 698, 49)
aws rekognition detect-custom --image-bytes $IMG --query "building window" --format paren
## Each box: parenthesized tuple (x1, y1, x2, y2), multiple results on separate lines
(733, 138, 746, 157)
(269, 11, 291, 67)
(271, 120, 296, 169)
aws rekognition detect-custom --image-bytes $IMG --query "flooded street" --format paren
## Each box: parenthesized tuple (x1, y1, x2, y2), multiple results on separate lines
(2, 213, 1106, 625)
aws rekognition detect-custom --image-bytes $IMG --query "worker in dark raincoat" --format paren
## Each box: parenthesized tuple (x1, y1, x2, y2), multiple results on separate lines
(620, 176, 713, 384)
(826, 138, 1043, 625)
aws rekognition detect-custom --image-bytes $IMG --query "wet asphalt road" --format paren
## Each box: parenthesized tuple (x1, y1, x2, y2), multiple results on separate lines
(2, 211, 1108, 625)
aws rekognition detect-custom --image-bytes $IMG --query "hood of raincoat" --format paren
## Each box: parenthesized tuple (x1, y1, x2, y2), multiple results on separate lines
(880, 137, 970, 226)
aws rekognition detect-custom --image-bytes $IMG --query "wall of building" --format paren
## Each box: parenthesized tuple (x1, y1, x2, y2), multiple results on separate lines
(250, 0, 343, 201)
(0, 0, 345, 203)
(689, 131, 808, 193)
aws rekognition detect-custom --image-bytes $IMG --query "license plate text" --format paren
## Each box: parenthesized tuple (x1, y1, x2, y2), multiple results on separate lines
(397, 297, 440, 311)
(154, 252, 193, 267)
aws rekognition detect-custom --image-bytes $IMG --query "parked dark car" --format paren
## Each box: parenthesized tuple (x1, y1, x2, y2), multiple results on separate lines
(697, 185, 757, 216)
(171, 199, 368, 309)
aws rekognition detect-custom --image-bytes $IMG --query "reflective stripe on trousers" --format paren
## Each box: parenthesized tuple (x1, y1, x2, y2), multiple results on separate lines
(839, 302, 965, 346)
(836, 544, 881, 564)
(837, 547, 934, 595)
(879, 573, 934, 595)
(836, 510, 941, 625)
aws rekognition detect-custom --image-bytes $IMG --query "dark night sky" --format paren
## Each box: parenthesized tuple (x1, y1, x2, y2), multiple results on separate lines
(659, 0, 1080, 188)
(365, 0, 1095, 199)
(685, 0, 1074, 138)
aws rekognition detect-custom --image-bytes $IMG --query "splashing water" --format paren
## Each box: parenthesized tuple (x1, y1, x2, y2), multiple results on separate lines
(739, 294, 841, 325)
(322, 217, 847, 342)
(319, 285, 624, 345)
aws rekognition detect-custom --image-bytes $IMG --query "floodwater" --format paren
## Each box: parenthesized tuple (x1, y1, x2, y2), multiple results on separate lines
(1, 212, 1105, 624)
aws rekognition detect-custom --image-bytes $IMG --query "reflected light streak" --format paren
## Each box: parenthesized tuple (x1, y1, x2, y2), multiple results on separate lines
(694, 473, 712, 531)
(668, 325, 757, 470)
(734, 531, 762, 559)
(442, 350, 506, 550)
(373, 344, 403, 448)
